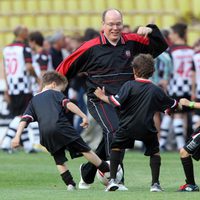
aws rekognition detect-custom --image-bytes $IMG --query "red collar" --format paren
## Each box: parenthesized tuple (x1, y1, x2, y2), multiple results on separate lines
(135, 78, 152, 83)
(100, 31, 125, 45)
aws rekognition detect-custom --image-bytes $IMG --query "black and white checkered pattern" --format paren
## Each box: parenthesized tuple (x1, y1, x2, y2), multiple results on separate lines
(193, 51, 200, 99)
(7, 70, 32, 95)
(168, 77, 192, 97)
(168, 45, 194, 98)
(3, 42, 33, 95)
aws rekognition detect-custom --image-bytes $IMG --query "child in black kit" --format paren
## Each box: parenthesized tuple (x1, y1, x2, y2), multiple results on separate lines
(12, 71, 109, 191)
(94, 54, 181, 192)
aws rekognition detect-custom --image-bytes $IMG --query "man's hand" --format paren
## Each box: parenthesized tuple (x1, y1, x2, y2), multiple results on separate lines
(179, 98, 191, 107)
(80, 117, 89, 128)
(94, 87, 105, 99)
(11, 136, 20, 149)
(137, 27, 152, 37)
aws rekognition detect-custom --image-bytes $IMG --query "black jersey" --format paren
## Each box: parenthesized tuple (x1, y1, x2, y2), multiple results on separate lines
(108, 78, 176, 139)
(21, 89, 79, 153)
(57, 24, 168, 99)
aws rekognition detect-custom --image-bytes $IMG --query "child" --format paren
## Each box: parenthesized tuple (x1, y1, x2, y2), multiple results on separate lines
(11, 71, 109, 191)
(177, 98, 200, 192)
(94, 54, 180, 192)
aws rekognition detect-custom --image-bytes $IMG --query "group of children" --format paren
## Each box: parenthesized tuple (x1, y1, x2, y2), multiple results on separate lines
(12, 53, 200, 192)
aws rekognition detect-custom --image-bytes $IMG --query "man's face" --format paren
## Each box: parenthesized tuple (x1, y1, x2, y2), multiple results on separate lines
(28, 40, 35, 50)
(21, 27, 29, 40)
(102, 10, 123, 43)
(169, 29, 178, 44)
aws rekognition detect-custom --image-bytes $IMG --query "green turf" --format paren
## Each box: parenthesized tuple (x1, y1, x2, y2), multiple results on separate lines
(0, 150, 200, 200)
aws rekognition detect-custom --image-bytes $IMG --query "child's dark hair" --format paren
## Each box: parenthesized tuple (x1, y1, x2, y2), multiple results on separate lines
(131, 54, 155, 79)
(29, 31, 44, 46)
(171, 23, 187, 39)
(42, 71, 68, 87)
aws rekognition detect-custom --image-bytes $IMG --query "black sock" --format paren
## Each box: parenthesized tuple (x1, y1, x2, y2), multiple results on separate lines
(97, 160, 110, 173)
(150, 155, 161, 185)
(110, 150, 122, 179)
(61, 170, 76, 186)
(181, 156, 195, 185)
(119, 150, 125, 183)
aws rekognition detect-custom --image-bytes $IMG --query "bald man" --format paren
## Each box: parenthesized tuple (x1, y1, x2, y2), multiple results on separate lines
(57, 8, 168, 190)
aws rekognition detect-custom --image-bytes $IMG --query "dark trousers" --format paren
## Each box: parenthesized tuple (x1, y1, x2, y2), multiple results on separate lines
(81, 99, 119, 184)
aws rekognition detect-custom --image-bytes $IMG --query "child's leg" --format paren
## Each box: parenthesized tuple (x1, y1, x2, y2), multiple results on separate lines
(53, 148, 76, 187)
(180, 148, 195, 185)
(56, 164, 76, 187)
(144, 135, 161, 185)
(150, 153, 161, 184)
(68, 137, 110, 173)
(82, 150, 109, 173)
(110, 148, 123, 180)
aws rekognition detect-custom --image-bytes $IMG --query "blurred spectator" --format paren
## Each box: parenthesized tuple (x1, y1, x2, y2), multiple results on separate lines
(29, 31, 53, 93)
(192, 38, 200, 129)
(43, 36, 52, 52)
(83, 28, 99, 41)
(49, 32, 69, 69)
(152, 31, 173, 137)
(1, 25, 36, 153)
(122, 24, 132, 33)
(160, 23, 195, 150)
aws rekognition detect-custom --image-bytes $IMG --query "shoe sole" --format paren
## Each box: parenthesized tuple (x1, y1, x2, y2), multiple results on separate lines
(109, 186, 119, 191)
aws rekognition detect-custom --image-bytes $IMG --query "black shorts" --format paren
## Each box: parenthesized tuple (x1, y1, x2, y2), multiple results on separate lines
(111, 129, 159, 156)
(52, 137, 91, 165)
(9, 93, 33, 116)
(183, 127, 200, 161)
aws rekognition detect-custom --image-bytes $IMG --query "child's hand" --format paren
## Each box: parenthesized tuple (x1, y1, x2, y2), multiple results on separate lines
(179, 98, 191, 107)
(80, 117, 89, 128)
(11, 137, 20, 148)
(94, 87, 105, 99)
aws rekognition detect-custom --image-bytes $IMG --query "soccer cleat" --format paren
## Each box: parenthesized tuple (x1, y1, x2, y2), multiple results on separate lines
(105, 179, 119, 192)
(67, 184, 76, 191)
(178, 184, 199, 192)
(117, 184, 128, 191)
(78, 164, 90, 190)
(150, 183, 164, 192)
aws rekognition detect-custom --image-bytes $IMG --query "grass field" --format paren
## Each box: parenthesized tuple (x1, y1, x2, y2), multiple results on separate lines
(0, 150, 200, 200)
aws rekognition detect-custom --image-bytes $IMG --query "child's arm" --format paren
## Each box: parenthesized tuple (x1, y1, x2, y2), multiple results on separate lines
(94, 87, 110, 104)
(11, 121, 27, 148)
(66, 102, 89, 128)
(180, 98, 200, 109)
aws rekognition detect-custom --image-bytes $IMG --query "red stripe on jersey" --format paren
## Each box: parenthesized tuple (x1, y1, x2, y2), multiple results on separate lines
(8, 43, 25, 47)
(62, 99, 70, 107)
(21, 114, 34, 122)
(56, 37, 101, 76)
(100, 31, 107, 44)
(25, 58, 32, 63)
(121, 36, 125, 44)
(195, 50, 200, 55)
(135, 78, 152, 83)
(40, 66, 48, 71)
(122, 33, 149, 45)
(110, 95, 120, 106)
(170, 45, 193, 52)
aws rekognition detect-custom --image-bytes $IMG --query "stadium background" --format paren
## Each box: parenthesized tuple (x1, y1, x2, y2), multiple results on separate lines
(0, 1, 200, 198)
(1, 0, 200, 56)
